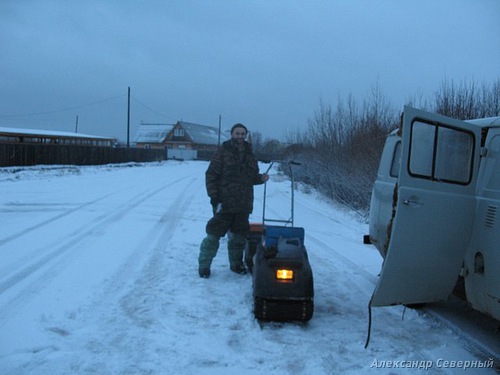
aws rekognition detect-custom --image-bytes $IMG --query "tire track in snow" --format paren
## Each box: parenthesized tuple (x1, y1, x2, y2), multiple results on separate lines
(0, 192, 117, 247)
(0, 174, 195, 320)
(52, 175, 205, 372)
(94, 173, 203, 311)
(118, 178, 199, 327)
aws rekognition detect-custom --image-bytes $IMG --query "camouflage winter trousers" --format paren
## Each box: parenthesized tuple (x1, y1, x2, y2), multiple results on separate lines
(198, 212, 250, 269)
(205, 212, 250, 237)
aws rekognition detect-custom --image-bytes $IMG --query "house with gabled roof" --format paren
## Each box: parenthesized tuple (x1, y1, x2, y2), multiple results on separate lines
(134, 120, 228, 160)
(134, 122, 175, 149)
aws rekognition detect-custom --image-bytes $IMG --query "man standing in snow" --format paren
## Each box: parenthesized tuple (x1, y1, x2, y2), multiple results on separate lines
(198, 123, 269, 278)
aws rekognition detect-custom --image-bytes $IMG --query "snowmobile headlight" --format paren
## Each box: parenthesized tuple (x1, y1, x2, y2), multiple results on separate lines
(276, 269, 294, 281)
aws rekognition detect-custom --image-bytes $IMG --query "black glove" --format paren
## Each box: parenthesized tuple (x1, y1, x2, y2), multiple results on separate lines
(210, 196, 219, 214)
(210, 196, 219, 207)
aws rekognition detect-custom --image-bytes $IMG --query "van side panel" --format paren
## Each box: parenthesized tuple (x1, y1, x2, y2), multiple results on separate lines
(371, 107, 482, 307)
(368, 133, 400, 258)
(464, 131, 500, 320)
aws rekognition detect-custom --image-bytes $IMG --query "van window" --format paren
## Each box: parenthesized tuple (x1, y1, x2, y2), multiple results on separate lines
(390, 141, 401, 177)
(409, 120, 474, 184)
(485, 135, 500, 191)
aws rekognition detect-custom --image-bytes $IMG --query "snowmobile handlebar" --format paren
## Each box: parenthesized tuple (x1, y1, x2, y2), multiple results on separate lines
(258, 160, 301, 174)
(258, 159, 301, 166)
(258, 160, 300, 226)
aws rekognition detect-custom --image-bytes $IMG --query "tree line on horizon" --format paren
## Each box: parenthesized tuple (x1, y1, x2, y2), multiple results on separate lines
(252, 78, 500, 215)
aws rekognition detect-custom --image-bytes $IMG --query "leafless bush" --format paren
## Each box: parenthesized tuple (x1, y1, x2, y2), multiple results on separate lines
(285, 84, 398, 214)
(282, 78, 499, 214)
(434, 78, 500, 119)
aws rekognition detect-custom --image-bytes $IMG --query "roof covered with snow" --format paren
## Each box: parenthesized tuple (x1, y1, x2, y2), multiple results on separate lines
(133, 121, 228, 145)
(0, 126, 115, 140)
(134, 123, 174, 143)
(179, 121, 229, 145)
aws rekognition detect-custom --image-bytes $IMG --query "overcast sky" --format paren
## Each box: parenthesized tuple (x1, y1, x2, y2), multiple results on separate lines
(1, 0, 499, 142)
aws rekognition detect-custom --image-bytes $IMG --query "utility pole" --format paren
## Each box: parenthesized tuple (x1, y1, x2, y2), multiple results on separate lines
(127, 86, 131, 148)
(218, 114, 221, 146)
(75, 115, 79, 133)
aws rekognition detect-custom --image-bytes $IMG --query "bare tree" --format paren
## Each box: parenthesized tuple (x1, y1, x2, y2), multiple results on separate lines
(434, 78, 500, 119)
(284, 77, 499, 213)
(285, 83, 398, 213)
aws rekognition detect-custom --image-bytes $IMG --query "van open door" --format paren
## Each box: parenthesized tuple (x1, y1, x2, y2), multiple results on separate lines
(370, 106, 482, 307)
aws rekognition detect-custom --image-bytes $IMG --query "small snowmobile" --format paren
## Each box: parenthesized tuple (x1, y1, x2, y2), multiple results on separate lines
(246, 161, 314, 322)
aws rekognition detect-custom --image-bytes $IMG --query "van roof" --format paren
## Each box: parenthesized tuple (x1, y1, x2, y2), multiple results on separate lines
(466, 116, 500, 127)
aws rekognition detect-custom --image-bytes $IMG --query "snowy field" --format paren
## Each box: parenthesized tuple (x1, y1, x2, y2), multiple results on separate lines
(0, 161, 497, 374)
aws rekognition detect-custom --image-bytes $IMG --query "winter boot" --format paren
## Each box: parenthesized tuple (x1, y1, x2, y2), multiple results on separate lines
(228, 232, 247, 275)
(198, 268, 211, 278)
(198, 234, 220, 278)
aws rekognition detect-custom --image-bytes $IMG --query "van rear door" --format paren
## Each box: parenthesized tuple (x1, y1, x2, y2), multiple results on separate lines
(370, 106, 482, 307)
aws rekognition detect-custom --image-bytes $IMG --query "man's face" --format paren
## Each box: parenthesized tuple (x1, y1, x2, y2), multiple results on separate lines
(231, 127, 247, 144)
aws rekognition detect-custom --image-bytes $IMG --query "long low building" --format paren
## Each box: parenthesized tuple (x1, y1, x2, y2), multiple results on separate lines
(0, 127, 117, 147)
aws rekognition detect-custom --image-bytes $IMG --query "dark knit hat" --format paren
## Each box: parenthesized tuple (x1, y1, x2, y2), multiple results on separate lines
(231, 123, 248, 134)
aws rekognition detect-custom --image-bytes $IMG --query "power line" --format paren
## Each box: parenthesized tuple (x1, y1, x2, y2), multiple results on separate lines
(0, 94, 127, 118)
(130, 95, 173, 120)
(0, 90, 222, 129)
(130, 94, 219, 126)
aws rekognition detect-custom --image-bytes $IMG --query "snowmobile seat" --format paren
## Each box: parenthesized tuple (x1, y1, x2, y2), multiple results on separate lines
(263, 226, 305, 247)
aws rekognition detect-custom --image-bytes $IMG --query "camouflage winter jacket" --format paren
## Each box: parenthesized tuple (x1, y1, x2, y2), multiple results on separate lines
(205, 139, 265, 213)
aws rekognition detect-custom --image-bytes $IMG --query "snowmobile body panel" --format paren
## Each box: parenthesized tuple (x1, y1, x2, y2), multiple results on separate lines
(251, 225, 314, 322)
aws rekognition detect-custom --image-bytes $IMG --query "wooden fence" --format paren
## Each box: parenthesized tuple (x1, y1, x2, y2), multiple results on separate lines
(0, 143, 166, 167)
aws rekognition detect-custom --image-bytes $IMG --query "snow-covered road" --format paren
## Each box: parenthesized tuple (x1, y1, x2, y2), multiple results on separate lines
(0, 161, 497, 374)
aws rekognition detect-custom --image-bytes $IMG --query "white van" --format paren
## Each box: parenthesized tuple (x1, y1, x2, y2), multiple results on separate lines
(366, 106, 500, 321)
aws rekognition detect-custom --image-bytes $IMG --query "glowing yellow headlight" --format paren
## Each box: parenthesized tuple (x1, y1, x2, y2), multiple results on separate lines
(276, 269, 294, 280)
